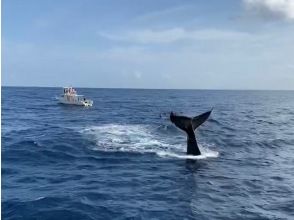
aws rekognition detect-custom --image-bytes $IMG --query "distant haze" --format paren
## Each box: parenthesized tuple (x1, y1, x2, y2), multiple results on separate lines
(2, 0, 294, 90)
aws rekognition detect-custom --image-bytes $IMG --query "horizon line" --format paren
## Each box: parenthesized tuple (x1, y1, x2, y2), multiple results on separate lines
(1, 85, 294, 92)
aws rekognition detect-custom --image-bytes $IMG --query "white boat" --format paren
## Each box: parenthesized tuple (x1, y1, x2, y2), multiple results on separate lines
(57, 87, 93, 107)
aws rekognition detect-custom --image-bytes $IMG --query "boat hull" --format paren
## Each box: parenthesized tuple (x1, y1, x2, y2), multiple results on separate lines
(58, 98, 93, 107)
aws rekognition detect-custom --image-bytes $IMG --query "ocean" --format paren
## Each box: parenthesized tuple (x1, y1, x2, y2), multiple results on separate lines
(2, 87, 294, 220)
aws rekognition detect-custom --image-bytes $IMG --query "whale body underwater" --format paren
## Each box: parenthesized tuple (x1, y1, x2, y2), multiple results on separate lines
(170, 110, 212, 156)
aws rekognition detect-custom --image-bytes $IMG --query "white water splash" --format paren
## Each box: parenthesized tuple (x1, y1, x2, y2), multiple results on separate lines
(157, 148, 219, 160)
(80, 124, 219, 160)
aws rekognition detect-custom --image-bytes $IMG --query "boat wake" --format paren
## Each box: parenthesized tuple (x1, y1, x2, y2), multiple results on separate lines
(80, 124, 219, 160)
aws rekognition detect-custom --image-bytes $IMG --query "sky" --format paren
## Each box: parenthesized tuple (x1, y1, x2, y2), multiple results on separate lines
(2, 0, 294, 89)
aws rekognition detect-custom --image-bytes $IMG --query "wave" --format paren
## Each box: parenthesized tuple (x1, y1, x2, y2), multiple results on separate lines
(2, 197, 95, 220)
(80, 124, 219, 160)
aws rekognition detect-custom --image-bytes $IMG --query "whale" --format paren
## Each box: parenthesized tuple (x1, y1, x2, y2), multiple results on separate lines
(170, 110, 212, 156)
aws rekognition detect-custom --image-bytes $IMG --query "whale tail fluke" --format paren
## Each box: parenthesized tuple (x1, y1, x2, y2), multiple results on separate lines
(192, 110, 212, 130)
(170, 113, 191, 132)
(170, 110, 212, 156)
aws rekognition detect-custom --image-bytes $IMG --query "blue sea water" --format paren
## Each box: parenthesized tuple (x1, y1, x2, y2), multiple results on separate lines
(2, 87, 294, 220)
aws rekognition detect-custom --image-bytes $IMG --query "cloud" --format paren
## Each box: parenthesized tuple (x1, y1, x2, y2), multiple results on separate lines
(98, 28, 251, 44)
(244, 0, 294, 20)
